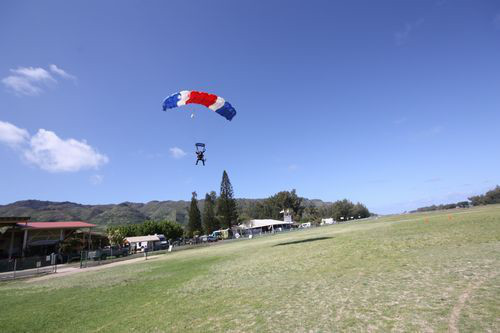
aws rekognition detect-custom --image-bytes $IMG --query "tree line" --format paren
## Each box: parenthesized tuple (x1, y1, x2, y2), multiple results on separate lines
(187, 170, 238, 237)
(411, 202, 470, 213)
(302, 199, 370, 223)
(106, 170, 240, 241)
(188, 177, 371, 235)
(238, 190, 370, 224)
(411, 185, 500, 213)
(107, 220, 184, 245)
(107, 170, 373, 242)
(469, 186, 500, 206)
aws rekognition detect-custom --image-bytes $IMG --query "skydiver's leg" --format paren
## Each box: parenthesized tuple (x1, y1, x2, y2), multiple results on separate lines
(202, 159, 205, 166)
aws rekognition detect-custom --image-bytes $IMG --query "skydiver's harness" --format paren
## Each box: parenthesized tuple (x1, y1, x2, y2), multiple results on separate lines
(196, 151, 205, 165)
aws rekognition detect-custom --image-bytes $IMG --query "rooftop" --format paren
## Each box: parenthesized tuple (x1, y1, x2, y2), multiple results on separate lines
(125, 235, 161, 243)
(17, 222, 96, 229)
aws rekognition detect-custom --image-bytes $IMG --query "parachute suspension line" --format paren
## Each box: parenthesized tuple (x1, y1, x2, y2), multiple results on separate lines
(162, 90, 237, 166)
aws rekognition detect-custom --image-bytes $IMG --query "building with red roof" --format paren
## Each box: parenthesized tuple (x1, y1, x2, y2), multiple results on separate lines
(19, 222, 96, 230)
(0, 218, 97, 260)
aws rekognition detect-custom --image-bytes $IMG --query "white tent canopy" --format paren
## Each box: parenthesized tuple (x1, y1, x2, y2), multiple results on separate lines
(240, 219, 293, 230)
(125, 235, 160, 243)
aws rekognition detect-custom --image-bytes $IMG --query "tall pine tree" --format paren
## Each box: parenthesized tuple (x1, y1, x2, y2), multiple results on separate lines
(202, 191, 218, 234)
(216, 170, 238, 229)
(187, 191, 202, 237)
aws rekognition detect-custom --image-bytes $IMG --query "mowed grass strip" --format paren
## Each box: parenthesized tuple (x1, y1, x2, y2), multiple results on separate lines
(0, 205, 499, 332)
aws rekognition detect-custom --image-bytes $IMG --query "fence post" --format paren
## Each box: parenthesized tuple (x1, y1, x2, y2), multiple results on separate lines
(51, 253, 57, 273)
(13, 259, 17, 279)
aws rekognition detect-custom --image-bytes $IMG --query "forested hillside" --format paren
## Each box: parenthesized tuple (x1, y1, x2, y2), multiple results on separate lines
(0, 200, 190, 228)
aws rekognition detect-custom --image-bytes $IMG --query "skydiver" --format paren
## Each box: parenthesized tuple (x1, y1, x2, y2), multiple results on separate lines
(196, 150, 206, 166)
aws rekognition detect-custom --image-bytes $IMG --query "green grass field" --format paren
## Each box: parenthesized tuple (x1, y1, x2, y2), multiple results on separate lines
(1, 205, 499, 332)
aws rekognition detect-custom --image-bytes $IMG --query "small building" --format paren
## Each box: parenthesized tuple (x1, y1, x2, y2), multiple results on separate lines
(321, 218, 336, 225)
(125, 235, 161, 252)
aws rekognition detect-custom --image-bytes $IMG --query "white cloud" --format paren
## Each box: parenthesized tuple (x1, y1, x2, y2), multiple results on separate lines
(24, 129, 109, 172)
(49, 64, 76, 81)
(90, 174, 104, 185)
(2, 75, 43, 96)
(169, 147, 186, 159)
(2, 65, 75, 96)
(0, 120, 30, 147)
(11, 67, 54, 82)
(0, 120, 108, 172)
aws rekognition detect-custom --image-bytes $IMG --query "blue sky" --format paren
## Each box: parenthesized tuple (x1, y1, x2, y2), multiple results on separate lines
(1, 0, 499, 214)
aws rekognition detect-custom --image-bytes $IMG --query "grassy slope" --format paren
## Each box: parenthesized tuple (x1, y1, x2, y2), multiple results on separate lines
(0, 205, 499, 332)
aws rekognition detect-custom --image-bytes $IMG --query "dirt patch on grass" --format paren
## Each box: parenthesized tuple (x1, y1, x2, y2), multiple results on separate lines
(27, 255, 162, 283)
(448, 273, 496, 333)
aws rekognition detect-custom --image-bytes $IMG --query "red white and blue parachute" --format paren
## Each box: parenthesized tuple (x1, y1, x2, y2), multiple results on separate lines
(162, 90, 236, 121)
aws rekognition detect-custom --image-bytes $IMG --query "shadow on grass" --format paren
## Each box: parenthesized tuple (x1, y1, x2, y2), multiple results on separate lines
(273, 237, 333, 247)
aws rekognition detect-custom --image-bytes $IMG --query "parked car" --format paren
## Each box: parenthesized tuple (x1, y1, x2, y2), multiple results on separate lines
(89, 246, 129, 260)
(200, 235, 218, 243)
(155, 234, 169, 250)
(185, 238, 197, 245)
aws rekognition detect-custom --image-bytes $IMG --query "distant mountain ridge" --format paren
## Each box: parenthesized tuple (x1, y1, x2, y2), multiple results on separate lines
(0, 200, 189, 228)
(0, 198, 332, 229)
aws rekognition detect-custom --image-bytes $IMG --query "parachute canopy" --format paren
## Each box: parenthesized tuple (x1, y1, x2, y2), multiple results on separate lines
(195, 143, 206, 153)
(162, 90, 236, 121)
